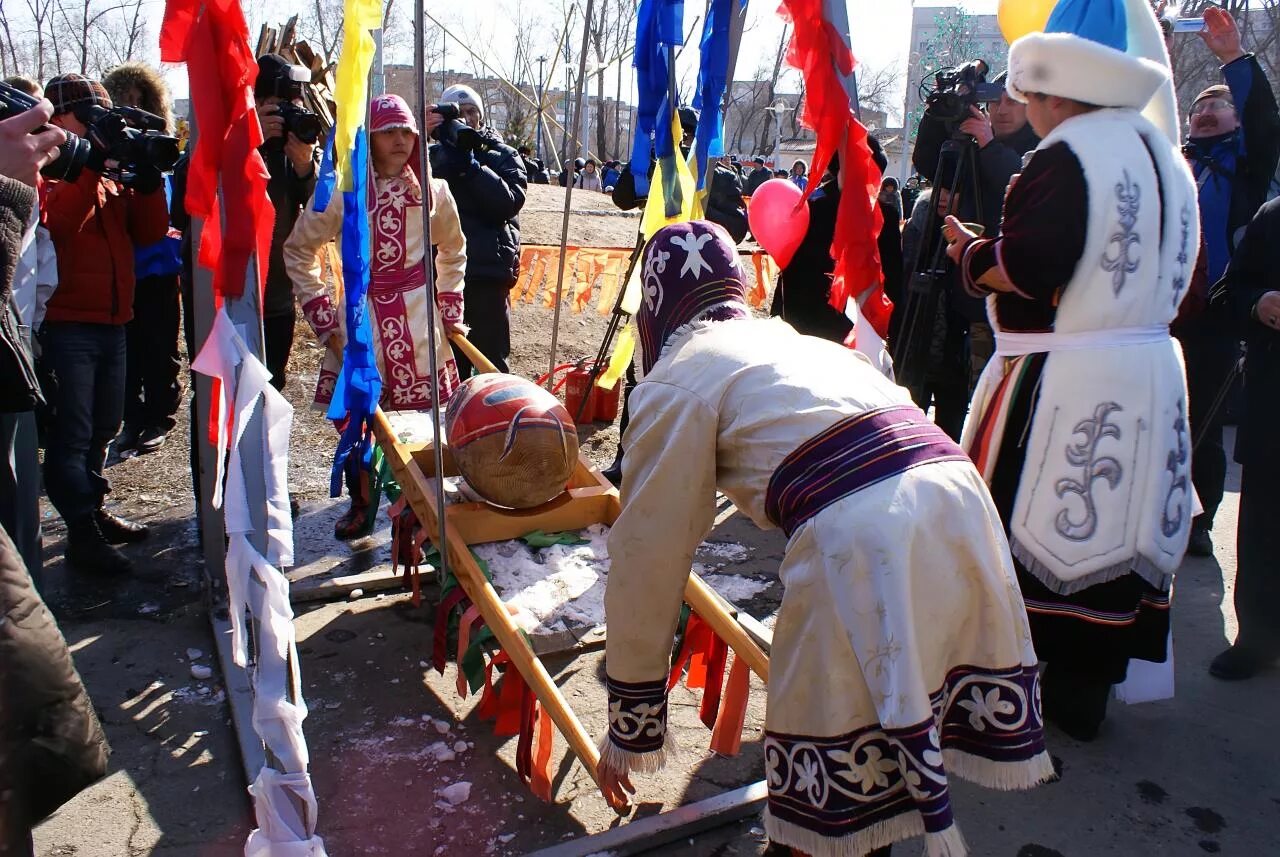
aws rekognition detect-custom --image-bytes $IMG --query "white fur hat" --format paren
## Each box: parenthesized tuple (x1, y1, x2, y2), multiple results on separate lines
(440, 83, 484, 121)
(1006, 31, 1168, 110)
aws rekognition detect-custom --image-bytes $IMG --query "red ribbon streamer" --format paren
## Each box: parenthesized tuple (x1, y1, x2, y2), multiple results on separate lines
(778, 0, 891, 343)
(160, 0, 273, 303)
(709, 654, 751, 757)
(432, 588, 469, 674)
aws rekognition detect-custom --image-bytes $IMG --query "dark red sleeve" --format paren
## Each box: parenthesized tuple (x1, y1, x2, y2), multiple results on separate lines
(126, 183, 170, 246)
(40, 170, 101, 240)
(963, 142, 1088, 303)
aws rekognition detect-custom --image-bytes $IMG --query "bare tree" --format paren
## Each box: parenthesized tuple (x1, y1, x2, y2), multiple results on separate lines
(587, 0, 636, 159)
(856, 61, 903, 122)
(299, 0, 343, 62)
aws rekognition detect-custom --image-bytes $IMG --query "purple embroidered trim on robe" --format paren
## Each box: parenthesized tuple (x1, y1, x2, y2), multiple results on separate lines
(765, 405, 969, 538)
(605, 675, 669, 754)
(764, 663, 1045, 839)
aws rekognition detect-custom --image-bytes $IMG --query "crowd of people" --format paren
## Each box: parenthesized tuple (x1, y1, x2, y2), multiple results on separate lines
(2, 3, 1279, 856)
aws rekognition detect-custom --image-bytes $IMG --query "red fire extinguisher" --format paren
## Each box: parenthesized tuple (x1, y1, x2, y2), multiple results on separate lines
(536, 360, 620, 424)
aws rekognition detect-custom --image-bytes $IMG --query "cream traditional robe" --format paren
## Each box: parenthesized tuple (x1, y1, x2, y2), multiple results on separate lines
(284, 171, 467, 411)
(604, 317, 1053, 857)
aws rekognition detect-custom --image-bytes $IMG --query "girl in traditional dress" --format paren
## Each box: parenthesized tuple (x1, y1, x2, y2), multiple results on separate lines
(285, 94, 467, 538)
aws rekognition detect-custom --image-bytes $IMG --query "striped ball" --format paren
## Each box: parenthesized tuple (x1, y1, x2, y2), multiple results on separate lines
(444, 373, 579, 509)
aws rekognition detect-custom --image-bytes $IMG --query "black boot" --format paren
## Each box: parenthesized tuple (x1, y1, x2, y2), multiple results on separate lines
(95, 508, 150, 544)
(66, 519, 134, 575)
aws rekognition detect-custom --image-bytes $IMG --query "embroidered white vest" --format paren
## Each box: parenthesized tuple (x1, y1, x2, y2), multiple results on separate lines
(1002, 109, 1198, 594)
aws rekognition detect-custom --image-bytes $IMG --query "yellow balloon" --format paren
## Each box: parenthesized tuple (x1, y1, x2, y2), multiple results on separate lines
(998, 0, 1058, 44)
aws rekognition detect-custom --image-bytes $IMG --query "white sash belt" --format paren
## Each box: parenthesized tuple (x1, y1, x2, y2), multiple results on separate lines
(995, 325, 1169, 358)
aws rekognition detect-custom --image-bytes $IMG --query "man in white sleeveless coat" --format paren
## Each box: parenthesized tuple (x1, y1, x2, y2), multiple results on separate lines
(944, 0, 1197, 741)
(597, 221, 1053, 857)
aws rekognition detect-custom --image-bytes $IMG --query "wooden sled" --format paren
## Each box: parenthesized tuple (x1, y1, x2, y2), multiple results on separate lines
(368, 334, 770, 811)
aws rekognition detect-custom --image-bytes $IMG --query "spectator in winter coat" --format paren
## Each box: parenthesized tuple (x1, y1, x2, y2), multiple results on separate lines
(0, 95, 60, 585)
(744, 156, 771, 196)
(0, 521, 109, 857)
(0, 133, 110, 857)
(103, 62, 183, 456)
(427, 84, 528, 375)
(1178, 8, 1280, 557)
(788, 160, 808, 191)
(576, 158, 603, 191)
(517, 146, 549, 184)
(39, 74, 168, 576)
(1207, 197, 1280, 680)
(601, 160, 620, 191)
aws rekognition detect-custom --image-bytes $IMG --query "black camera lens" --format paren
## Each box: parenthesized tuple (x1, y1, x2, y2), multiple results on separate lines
(41, 133, 92, 182)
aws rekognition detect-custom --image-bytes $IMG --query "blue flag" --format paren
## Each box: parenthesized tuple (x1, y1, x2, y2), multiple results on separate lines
(630, 0, 685, 200)
(691, 0, 746, 193)
(327, 129, 383, 497)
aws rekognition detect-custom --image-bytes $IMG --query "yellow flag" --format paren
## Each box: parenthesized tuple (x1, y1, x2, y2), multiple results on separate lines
(598, 325, 635, 390)
(333, 0, 383, 190)
(639, 112, 698, 239)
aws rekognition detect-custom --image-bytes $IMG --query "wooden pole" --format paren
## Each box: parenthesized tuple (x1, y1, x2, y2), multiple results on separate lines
(451, 325, 771, 685)
(369, 407, 624, 812)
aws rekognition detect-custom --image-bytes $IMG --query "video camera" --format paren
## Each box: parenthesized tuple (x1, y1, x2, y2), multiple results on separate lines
(922, 60, 1004, 134)
(0, 80, 180, 183)
(429, 102, 486, 154)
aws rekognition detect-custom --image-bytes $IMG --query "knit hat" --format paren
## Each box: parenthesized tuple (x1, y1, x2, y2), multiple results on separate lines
(1005, 0, 1169, 111)
(636, 221, 749, 374)
(45, 73, 111, 116)
(440, 84, 483, 122)
(1193, 84, 1232, 106)
(370, 93, 418, 134)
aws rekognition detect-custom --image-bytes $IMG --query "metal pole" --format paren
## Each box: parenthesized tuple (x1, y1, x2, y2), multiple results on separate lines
(415, 0, 449, 586)
(372, 29, 386, 97)
(546, 0, 596, 390)
(536, 55, 547, 162)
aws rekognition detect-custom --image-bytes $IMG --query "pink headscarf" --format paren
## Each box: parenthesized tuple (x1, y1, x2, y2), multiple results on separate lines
(368, 93, 427, 197)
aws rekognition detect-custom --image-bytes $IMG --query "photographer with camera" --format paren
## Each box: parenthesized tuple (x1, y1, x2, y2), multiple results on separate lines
(38, 74, 169, 575)
(103, 63, 182, 456)
(424, 84, 527, 375)
(899, 63, 1040, 434)
(253, 54, 319, 392)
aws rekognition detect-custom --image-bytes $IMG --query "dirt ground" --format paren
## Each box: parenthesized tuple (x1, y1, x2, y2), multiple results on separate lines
(30, 187, 1280, 856)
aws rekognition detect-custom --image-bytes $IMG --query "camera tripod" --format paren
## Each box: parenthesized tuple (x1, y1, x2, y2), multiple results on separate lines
(890, 134, 985, 393)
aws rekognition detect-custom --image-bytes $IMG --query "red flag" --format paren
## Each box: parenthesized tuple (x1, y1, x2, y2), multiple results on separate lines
(161, 0, 273, 302)
(778, 0, 891, 342)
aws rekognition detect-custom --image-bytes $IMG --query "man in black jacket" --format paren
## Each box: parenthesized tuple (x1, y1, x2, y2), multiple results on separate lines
(744, 156, 770, 196)
(1179, 9, 1280, 557)
(254, 54, 318, 391)
(1207, 197, 1280, 681)
(428, 84, 528, 375)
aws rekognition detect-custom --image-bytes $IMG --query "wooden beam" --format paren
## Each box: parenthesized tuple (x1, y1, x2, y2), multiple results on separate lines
(523, 781, 768, 857)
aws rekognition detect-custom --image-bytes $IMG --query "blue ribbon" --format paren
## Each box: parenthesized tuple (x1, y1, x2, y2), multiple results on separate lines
(313, 134, 337, 213)
(691, 0, 745, 193)
(1046, 0, 1128, 52)
(630, 0, 685, 200)
(327, 129, 383, 497)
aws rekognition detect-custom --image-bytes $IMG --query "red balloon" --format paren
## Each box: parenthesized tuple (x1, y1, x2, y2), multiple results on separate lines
(748, 179, 811, 268)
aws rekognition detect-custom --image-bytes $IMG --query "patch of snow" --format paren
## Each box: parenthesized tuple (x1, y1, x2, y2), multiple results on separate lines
(439, 782, 471, 805)
(189, 664, 214, 681)
(696, 541, 751, 562)
(703, 574, 772, 604)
